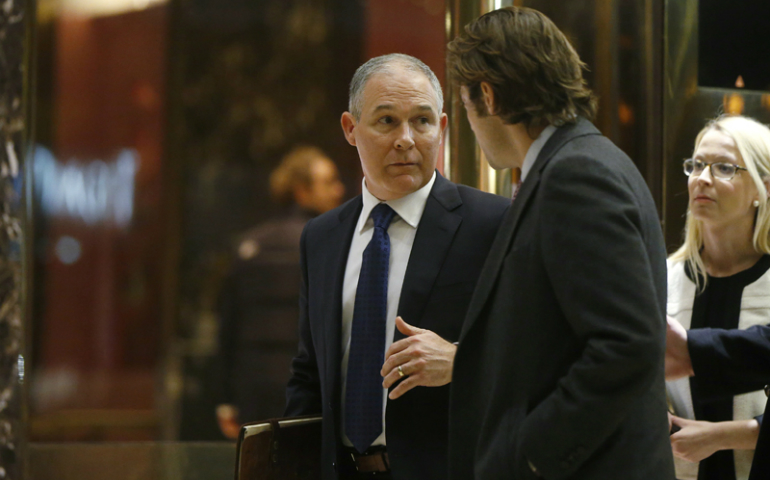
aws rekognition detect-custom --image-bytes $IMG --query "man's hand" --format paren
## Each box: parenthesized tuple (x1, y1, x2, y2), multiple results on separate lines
(381, 316, 457, 400)
(666, 315, 694, 380)
(216, 404, 241, 440)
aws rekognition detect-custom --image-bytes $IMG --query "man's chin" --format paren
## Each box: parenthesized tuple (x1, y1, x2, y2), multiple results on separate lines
(378, 175, 428, 200)
(485, 158, 507, 171)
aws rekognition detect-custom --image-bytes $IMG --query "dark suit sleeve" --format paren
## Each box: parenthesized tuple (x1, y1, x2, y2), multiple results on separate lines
(284, 223, 323, 416)
(688, 325, 770, 402)
(518, 156, 665, 477)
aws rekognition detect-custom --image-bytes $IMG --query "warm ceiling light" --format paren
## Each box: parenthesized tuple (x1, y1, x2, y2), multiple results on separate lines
(60, 0, 167, 17)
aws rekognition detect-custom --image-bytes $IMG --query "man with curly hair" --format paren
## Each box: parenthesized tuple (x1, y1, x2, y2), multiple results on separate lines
(446, 7, 675, 479)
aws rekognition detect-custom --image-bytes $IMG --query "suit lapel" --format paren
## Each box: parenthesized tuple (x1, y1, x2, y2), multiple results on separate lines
(459, 119, 601, 341)
(395, 174, 463, 340)
(321, 197, 362, 398)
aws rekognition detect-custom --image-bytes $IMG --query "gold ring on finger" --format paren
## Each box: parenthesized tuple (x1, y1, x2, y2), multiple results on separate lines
(397, 365, 405, 378)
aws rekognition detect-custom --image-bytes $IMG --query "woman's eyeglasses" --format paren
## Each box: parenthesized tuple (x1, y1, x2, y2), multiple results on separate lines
(683, 158, 748, 180)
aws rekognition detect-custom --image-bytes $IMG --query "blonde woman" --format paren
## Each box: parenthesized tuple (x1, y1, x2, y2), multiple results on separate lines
(667, 115, 770, 480)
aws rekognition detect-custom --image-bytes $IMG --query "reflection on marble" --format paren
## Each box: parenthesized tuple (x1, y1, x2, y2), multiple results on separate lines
(0, 0, 28, 476)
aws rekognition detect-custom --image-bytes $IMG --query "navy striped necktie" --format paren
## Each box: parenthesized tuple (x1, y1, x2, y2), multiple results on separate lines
(345, 203, 396, 453)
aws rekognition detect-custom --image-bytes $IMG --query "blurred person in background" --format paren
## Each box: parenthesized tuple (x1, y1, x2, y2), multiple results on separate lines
(215, 146, 344, 439)
(666, 115, 770, 480)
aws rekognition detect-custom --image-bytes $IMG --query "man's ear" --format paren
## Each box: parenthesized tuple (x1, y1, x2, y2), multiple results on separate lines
(480, 82, 496, 116)
(341, 112, 357, 146)
(439, 112, 448, 133)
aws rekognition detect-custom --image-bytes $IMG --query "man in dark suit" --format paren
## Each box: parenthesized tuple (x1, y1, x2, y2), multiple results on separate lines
(445, 7, 675, 479)
(285, 54, 509, 480)
(667, 318, 770, 479)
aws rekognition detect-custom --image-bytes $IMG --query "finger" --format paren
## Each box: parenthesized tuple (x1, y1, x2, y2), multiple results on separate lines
(388, 374, 422, 400)
(384, 337, 412, 360)
(670, 415, 687, 427)
(395, 316, 424, 337)
(382, 362, 411, 389)
(381, 344, 419, 375)
(382, 351, 423, 382)
(381, 355, 404, 378)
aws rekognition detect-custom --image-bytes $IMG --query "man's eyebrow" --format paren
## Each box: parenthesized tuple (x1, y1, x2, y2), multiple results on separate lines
(371, 104, 436, 113)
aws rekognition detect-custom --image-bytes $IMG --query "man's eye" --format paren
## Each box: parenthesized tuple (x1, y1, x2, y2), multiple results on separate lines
(379, 116, 393, 124)
(418, 117, 430, 125)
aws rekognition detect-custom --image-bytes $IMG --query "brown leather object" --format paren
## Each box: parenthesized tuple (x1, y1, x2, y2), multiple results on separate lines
(235, 415, 322, 480)
(352, 450, 389, 473)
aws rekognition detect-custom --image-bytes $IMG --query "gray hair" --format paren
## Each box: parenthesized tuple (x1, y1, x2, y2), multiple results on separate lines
(348, 53, 444, 120)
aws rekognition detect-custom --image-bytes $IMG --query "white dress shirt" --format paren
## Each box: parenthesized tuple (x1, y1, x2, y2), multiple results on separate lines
(520, 124, 558, 183)
(340, 171, 437, 447)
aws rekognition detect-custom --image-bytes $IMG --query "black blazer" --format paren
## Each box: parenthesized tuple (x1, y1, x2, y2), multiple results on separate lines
(449, 119, 676, 480)
(688, 325, 770, 480)
(285, 173, 509, 480)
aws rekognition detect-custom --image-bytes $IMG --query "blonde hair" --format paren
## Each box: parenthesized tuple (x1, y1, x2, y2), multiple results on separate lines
(669, 115, 770, 290)
(269, 146, 328, 205)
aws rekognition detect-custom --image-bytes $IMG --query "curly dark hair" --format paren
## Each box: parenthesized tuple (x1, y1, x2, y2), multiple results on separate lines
(447, 7, 597, 130)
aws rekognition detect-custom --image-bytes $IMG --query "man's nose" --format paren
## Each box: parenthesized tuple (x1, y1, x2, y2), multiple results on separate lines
(394, 124, 415, 150)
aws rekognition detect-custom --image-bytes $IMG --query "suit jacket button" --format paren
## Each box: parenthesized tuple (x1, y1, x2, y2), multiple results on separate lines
(332, 462, 337, 472)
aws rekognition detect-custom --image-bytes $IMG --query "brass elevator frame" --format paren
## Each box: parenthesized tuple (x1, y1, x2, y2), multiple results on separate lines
(444, 0, 515, 198)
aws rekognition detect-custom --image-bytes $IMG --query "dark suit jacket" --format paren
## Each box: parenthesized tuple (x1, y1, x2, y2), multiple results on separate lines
(688, 325, 770, 480)
(285, 173, 509, 480)
(449, 118, 675, 480)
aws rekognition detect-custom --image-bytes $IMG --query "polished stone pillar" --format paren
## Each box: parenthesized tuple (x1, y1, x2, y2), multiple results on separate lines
(0, 0, 31, 478)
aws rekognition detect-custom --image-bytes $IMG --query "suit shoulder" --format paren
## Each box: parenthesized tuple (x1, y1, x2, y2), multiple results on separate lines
(447, 184, 509, 235)
(551, 133, 639, 176)
(304, 196, 361, 234)
(455, 184, 509, 211)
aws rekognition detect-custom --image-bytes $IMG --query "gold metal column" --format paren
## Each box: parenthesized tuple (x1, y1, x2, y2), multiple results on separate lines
(444, 0, 513, 197)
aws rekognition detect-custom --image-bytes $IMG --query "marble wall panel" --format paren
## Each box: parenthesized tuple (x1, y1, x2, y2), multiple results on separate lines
(0, 0, 30, 476)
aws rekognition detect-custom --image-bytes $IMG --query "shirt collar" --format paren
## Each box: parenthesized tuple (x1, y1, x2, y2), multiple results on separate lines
(520, 124, 558, 182)
(359, 170, 436, 232)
